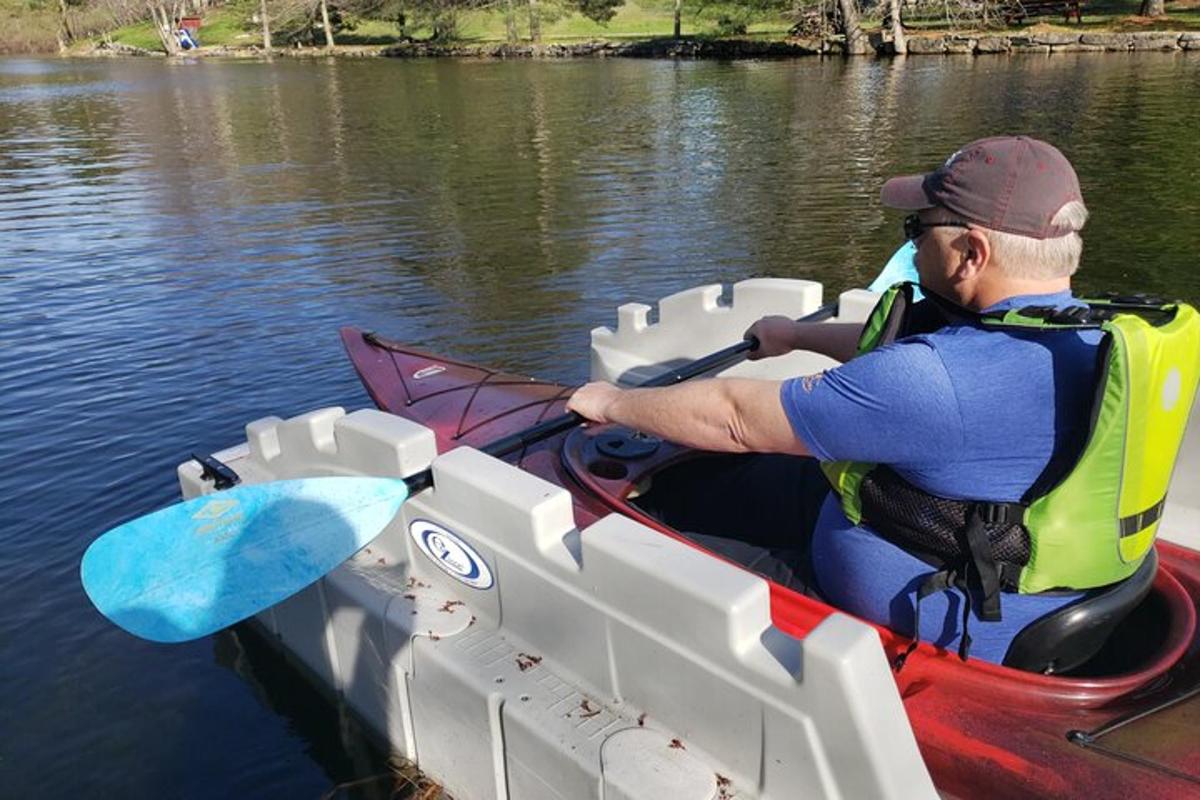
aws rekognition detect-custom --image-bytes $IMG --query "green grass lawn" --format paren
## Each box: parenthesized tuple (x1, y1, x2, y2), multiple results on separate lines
(338, 2, 793, 45)
(100, 24, 163, 50)
(96, 1, 799, 50)
(93, 0, 1200, 54)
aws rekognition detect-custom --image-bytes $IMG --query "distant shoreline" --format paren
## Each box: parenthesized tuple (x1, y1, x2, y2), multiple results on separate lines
(73, 31, 1200, 60)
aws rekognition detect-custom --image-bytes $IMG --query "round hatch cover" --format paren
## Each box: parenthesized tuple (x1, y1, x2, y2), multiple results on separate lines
(595, 430, 661, 460)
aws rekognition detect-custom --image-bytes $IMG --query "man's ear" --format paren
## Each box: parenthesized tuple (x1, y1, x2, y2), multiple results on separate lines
(959, 227, 991, 278)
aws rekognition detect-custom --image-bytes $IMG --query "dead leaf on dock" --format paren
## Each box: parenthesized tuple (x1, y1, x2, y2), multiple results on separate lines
(516, 652, 542, 671)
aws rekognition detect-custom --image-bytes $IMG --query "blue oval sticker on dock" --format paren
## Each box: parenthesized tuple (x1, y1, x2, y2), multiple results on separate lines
(409, 519, 494, 590)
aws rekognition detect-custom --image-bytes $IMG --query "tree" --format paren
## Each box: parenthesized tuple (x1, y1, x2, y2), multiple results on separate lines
(835, 0, 869, 54)
(318, 0, 335, 46)
(576, 0, 623, 24)
(528, 0, 540, 42)
(888, 0, 905, 54)
(504, 0, 519, 41)
(259, 0, 272, 47)
(1139, 0, 1164, 16)
(340, 0, 473, 42)
(147, 0, 184, 54)
(57, 0, 74, 51)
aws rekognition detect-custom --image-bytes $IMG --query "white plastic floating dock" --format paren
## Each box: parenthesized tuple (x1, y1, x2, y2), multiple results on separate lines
(590, 279, 881, 385)
(182, 407, 935, 800)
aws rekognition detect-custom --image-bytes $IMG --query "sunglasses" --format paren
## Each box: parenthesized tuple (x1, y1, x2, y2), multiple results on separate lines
(904, 213, 971, 241)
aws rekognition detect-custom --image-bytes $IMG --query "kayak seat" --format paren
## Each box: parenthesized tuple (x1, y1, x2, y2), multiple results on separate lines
(1002, 549, 1158, 674)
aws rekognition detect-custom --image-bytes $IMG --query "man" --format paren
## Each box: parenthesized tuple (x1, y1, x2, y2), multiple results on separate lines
(567, 136, 1097, 664)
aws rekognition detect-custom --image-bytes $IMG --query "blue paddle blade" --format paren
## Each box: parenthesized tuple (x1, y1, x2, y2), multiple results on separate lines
(868, 241, 921, 295)
(80, 476, 409, 643)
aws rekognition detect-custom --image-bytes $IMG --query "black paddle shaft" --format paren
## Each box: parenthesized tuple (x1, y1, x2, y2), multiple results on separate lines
(402, 301, 839, 495)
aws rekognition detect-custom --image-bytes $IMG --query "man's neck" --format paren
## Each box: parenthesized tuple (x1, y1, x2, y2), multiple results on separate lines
(965, 276, 1072, 311)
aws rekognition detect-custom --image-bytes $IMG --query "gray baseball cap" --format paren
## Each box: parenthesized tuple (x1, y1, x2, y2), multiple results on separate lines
(881, 136, 1083, 239)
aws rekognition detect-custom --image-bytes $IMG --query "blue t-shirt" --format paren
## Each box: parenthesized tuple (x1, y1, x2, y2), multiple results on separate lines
(780, 291, 1103, 663)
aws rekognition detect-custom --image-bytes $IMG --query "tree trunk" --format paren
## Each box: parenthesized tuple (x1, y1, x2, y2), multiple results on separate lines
(836, 0, 871, 54)
(151, 4, 183, 56)
(1139, 0, 1165, 16)
(318, 0, 334, 47)
(260, 0, 272, 49)
(889, 0, 905, 54)
(673, 0, 681, 38)
(57, 0, 73, 51)
(528, 0, 541, 43)
(504, 0, 518, 42)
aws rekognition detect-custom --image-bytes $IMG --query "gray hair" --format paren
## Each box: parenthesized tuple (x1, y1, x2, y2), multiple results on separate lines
(982, 201, 1090, 280)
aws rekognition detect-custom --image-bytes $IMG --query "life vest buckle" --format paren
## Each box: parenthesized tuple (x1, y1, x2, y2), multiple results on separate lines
(978, 502, 1021, 525)
(1017, 305, 1057, 320)
(1051, 306, 1091, 325)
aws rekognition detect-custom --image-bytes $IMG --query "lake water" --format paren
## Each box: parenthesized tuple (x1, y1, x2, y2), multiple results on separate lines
(1, 52, 1197, 797)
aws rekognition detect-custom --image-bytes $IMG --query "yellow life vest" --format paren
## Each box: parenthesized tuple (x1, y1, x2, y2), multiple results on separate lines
(822, 283, 1200, 650)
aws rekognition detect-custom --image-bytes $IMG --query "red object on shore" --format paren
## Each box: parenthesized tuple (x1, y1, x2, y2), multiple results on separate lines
(179, 16, 201, 34)
(341, 325, 1200, 800)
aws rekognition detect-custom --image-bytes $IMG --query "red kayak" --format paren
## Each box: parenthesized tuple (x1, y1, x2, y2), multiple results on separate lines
(342, 326, 1200, 799)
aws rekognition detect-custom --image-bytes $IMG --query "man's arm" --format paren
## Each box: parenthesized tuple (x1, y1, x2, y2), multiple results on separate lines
(745, 318, 865, 364)
(568, 379, 810, 456)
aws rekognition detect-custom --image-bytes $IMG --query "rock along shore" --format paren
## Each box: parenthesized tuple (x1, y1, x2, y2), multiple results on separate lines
(84, 31, 1200, 60)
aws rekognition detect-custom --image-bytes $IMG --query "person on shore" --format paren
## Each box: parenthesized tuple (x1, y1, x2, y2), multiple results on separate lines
(567, 136, 1166, 664)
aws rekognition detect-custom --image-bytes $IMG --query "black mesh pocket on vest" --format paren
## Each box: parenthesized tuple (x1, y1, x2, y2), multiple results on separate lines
(858, 466, 1031, 572)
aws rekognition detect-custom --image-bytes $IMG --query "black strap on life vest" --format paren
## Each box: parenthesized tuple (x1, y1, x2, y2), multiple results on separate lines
(892, 567, 968, 671)
(966, 501, 1027, 622)
(890, 499, 1024, 671)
